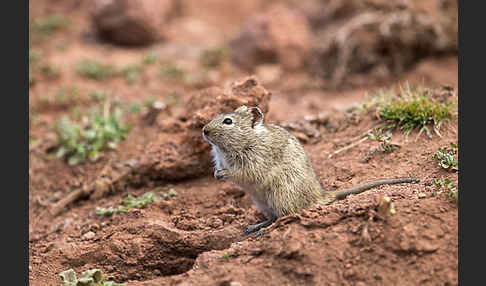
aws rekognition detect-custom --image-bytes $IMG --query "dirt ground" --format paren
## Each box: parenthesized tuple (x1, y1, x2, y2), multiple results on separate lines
(29, 1, 458, 285)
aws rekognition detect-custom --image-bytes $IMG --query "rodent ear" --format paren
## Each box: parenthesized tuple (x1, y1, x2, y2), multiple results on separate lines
(234, 106, 248, 114)
(250, 107, 264, 128)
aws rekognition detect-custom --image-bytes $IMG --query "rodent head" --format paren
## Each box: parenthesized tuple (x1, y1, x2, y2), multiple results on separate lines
(202, 105, 264, 152)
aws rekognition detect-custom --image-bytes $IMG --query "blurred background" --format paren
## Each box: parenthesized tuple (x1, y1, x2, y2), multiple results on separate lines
(29, 0, 458, 117)
(29, 1, 458, 284)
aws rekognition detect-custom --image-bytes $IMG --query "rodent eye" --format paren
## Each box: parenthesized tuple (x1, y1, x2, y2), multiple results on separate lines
(223, 118, 232, 125)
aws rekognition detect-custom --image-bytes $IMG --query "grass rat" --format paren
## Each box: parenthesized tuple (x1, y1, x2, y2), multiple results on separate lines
(202, 105, 419, 237)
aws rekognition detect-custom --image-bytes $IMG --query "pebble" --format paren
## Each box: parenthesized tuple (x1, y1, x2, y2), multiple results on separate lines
(82, 231, 95, 240)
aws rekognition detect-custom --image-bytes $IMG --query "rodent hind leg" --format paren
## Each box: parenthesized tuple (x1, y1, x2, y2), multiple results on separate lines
(244, 218, 276, 236)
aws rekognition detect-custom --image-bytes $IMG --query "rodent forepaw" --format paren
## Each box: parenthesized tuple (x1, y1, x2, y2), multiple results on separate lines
(214, 169, 229, 180)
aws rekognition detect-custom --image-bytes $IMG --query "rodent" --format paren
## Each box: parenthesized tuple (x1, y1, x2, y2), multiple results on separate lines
(202, 105, 419, 236)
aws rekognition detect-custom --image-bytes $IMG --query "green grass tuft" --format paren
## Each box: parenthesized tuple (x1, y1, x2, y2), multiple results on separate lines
(159, 63, 187, 82)
(121, 191, 159, 208)
(88, 91, 108, 102)
(119, 63, 143, 84)
(39, 63, 61, 79)
(96, 191, 161, 216)
(142, 53, 158, 65)
(31, 14, 69, 37)
(55, 87, 80, 104)
(29, 50, 42, 86)
(77, 54, 158, 83)
(76, 59, 116, 80)
(29, 50, 41, 65)
(361, 84, 456, 140)
(200, 46, 230, 68)
(55, 102, 130, 165)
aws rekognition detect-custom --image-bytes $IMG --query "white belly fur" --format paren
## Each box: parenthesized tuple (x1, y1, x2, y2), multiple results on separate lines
(210, 144, 228, 170)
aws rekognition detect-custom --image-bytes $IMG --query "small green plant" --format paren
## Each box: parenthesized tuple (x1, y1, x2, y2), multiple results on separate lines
(119, 63, 143, 84)
(29, 70, 36, 87)
(361, 84, 456, 140)
(159, 63, 186, 82)
(142, 53, 158, 65)
(56, 87, 80, 103)
(159, 188, 178, 201)
(143, 98, 157, 108)
(29, 113, 38, 129)
(121, 191, 159, 208)
(76, 59, 116, 80)
(29, 49, 42, 86)
(126, 102, 142, 113)
(95, 206, 128, 216)
(432, 143, 458, 171)
(39, 63, 61, 79)
(119, 54, 159, 83)
(390, 203, 396, 215)
(96, 191, 160, 216)
(432, 177, 458, 204)
(76, 54, 158, 83)
(367, 129, 398, 154)
(59, 268, 124, 286)
(362, 129, 400, 162)
(55, 102, 130, 165)
(31, 14, 69, 37)
(200, 46, 230, 68)
(168, 188, 178, 197)
(39, 87, 80, 107)
(88, 91, 108, 102)
(29, 50, 41, 65)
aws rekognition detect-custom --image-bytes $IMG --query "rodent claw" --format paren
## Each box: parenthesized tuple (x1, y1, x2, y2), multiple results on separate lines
(254, 228, 265, 238)
(214, 169, 223, 180)
(245, 219, 275, 236)
(245, 225, 259, 235)
(214, 169, 227, 180)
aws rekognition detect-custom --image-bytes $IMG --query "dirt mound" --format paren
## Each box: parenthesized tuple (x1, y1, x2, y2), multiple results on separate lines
(138, 76, 272, 181)
(309, 0, 457, 88)
(228, 4, 312, 72)
(90, 0, 177, 45)
(168, 200, 455, 286)
(129, 176, 458, 286)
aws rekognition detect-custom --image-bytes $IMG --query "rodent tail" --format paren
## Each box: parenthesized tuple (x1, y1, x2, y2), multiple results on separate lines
(333, 177, 420, 200)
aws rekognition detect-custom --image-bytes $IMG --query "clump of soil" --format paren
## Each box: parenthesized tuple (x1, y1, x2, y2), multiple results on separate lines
(90, 0, 177, 46)
(153, 195, 457, 286)
(138, 76, 272, 181)
(309, 0, 458, 89)
(228, 4, 312, 71)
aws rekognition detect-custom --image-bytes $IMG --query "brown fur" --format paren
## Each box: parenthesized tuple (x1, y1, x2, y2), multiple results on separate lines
(202, 105, 419, 220)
